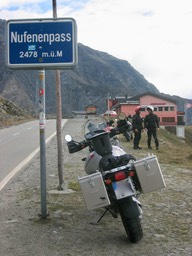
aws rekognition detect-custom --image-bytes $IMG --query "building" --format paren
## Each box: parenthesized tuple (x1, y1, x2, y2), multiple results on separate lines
(108, 92, 185, 137)
(85, 104, 98, 115)
(72, 104, 98, 118)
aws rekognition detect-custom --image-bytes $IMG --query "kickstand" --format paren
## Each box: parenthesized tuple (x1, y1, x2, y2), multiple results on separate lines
(97, 208, 118, 223)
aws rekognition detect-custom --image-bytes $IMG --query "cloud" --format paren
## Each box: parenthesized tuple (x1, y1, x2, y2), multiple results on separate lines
(0, 0, 45, 9)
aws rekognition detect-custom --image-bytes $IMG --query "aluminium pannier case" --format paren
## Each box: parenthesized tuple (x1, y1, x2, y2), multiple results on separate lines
(134, 155, 166, 194)
(78, 172, 110, 211)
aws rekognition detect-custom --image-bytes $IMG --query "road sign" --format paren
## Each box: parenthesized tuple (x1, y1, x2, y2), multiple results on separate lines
(6, 18, 78, 69)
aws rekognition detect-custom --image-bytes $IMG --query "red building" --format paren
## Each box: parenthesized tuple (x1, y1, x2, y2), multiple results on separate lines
(108, 93, 185, 137)
(85, 104, 98, 115)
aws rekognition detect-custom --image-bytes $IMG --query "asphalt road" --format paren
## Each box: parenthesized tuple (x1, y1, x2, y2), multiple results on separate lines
(0, 119, 67, 190)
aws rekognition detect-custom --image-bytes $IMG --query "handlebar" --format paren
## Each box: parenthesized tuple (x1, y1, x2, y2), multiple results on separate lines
(67, 139, 89, 154)
(66, 121, 130, 154)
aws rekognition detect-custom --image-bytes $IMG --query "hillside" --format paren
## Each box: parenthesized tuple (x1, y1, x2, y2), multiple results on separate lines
(0, 96, 32, 128)
(0, 19, 158, 116)
(0, 19, 191, 120)
(185, 126, 192, 146)
(119, 126, 192, 169)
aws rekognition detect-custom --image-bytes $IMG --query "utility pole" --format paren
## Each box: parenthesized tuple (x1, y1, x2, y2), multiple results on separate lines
(52, 0, 65, 190)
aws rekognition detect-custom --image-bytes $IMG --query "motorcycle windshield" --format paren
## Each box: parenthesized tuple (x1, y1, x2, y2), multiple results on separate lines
(84, 116, 117, 138)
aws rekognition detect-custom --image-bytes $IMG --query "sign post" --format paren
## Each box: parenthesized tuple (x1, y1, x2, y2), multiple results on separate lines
(38, 69, 48, 218)
(6, 18, 77, 218)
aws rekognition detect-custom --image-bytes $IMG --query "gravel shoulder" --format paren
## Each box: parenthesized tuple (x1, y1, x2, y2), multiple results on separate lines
(0, 118, 191, 256)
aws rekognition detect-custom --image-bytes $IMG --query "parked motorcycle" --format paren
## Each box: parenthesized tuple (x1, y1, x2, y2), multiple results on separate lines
(65, 119, 143, 243)
(87, 119, 120, 146)
(97, 114, 133, 144)
(65, 118, 165, 243)
(114, 112, 133, 142)
(116, 118, 133, 142)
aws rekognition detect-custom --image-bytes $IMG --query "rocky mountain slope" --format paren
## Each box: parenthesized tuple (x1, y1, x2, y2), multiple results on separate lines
(0, 19, 191, 119)
(0, 95, 32, 128)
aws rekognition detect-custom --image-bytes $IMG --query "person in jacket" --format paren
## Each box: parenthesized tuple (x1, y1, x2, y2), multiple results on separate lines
(132, 106, 143, 149)
(144, 105, 159, 150)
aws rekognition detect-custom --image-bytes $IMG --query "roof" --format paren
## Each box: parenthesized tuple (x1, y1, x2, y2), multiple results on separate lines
(72, 111, 86, 115)
(113, 92, 177, 105)
(85, 104, 98, 108)
(129, 92, 177, 104)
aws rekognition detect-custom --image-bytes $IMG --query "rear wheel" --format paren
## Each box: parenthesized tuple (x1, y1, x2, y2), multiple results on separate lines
(121, 215, 143, 243)
(118, 198, 143, 243)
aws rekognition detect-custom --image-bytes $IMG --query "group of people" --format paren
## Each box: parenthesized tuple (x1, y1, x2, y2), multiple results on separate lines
(132, 105, 159, 150)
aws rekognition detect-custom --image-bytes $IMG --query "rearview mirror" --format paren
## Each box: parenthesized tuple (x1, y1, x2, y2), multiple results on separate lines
(65, 134, 72, 142)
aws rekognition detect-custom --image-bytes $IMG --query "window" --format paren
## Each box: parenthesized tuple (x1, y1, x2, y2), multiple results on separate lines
(164, 107, 169, 111)
(177, 116, 184, 125)
(162, 117, 175, 123)
(170, 106, 174, 111)
(159, 107, 163, 111)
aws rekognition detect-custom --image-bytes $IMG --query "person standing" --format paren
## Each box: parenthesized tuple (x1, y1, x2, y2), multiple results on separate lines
(132, 106, 143, 150)
(144, 105, 159, 150)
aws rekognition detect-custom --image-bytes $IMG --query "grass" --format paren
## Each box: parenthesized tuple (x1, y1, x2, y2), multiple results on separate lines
(68, 181, 81, 191)
(14, 121, 191, 247)
(119, 126, 192, 169)
(185, 125, 192, 145)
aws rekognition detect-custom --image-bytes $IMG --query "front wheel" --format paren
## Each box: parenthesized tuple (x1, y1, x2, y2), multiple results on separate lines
(118, 198, 143, 243)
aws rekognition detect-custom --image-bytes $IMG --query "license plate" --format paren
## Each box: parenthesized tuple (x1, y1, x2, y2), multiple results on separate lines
(112, 178, 135, 199)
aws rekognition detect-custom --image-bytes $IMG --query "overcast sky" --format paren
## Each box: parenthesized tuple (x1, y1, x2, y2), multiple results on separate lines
(1, 0, 192, 99)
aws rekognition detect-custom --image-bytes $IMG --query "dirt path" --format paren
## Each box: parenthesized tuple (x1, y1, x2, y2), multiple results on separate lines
(0, 118, 191, 256)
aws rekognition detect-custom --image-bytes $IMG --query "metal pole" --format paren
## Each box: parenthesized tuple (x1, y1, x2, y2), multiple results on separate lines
(52, 0, 65, 190)
(107, 93, 110, 119)
(39, 69, 48, 218)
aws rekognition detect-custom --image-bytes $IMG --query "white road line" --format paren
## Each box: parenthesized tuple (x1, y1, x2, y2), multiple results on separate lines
(0, 119, 68, 191)
(13, 132, 20, 136)
(0, 147, 40, 191)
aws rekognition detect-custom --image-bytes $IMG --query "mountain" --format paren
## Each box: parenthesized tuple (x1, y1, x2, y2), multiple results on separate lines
(0, 19, 191, 120)
(0, 95, 32, 128)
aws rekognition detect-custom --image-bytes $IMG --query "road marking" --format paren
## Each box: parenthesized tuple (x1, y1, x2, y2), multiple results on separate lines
(0, 147, 40, 191)
(13, 132, 20, 136)
(0, 119, 68, 191)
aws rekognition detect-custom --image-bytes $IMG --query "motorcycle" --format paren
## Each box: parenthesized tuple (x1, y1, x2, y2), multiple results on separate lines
(97, 113, 133, 145)
(116, 118, 133, 142)
(87, 119, 120, 146)
(116, 112, 133, 142)
(65, 118, 143, 243)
